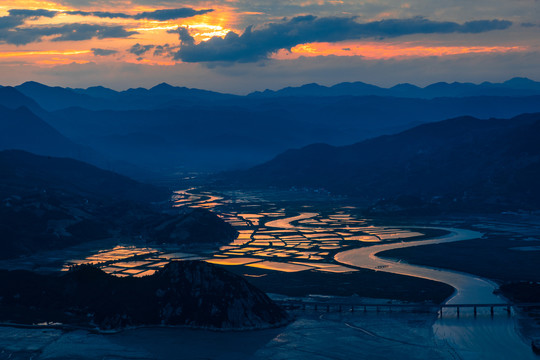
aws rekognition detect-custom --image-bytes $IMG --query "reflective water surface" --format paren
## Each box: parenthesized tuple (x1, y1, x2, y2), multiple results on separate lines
(3, 187, 535, 359)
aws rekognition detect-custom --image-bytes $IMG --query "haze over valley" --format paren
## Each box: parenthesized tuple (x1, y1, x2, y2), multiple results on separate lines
(4, 78, 540, 175)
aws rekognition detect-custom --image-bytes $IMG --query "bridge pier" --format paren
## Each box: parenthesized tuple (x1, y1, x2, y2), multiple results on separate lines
(457, 306, 460, 318)
(474, 306, 477, 317)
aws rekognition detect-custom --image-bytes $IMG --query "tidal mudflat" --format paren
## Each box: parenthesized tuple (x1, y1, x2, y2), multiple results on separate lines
(0, 310, 455, 360)
(1, 187, 538, 359)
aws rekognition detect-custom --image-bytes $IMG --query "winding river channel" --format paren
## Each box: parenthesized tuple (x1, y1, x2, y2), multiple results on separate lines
(171, 189, 538, 359)
(1, 188, 537, 359)
(258, 209, 536, 358)
(334, 227, 501, 304)
(334, 226, 536, 359)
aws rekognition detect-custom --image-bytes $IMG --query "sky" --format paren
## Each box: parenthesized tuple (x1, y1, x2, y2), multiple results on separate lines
(0, 0, 539, 93)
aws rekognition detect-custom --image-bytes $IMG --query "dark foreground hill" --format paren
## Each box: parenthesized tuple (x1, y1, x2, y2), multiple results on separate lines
(0, 149, 166, 202)
(0, 261, 289, 330)
(224, 113, 540, 212)
(0, 150, 237, 259)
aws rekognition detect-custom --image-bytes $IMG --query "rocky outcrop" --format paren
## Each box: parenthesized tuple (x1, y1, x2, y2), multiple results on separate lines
(0, 261, 290, 331)
(153, 261, 288, 329)
(141, 208, 238, 245)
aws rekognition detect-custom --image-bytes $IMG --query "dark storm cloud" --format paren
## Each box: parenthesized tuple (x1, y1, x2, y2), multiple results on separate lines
(173, 16, 513, 62)
(65, 11, 132, 19)
(0, 9, 58, 31)
(133, 8, 214, 21)
(92, 48, 119, 56)
(0, 15, 25, 30)
(0, 7, 212, 45)
(168, 27, 195, 46)
(129, 43, 155, 56)
(153, 44, 177, 57)
(8, 9, 58, 18)
(65, 8, 213, 21)
(52, 24, 136, 42)
(0, 24, 137, 45)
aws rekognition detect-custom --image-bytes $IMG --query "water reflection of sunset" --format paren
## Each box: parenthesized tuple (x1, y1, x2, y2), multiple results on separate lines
(61, 188, 430, 277)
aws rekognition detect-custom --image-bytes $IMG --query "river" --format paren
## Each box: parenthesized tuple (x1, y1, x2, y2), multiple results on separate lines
(334, 227, 536, 359)
(2, 189, 534, 359)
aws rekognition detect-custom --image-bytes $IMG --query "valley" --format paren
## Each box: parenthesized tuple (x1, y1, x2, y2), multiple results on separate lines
(1, 186, 539, 359)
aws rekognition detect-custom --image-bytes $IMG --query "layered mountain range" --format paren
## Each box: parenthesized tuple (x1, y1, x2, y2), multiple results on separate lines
(3, 78, 540, 175)
(249, 77, 540, 99)
(2, 78, 540, 212)
(223, 113, 540, 212)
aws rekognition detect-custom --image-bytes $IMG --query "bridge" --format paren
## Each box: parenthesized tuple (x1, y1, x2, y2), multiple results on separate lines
(275, 300, 540, 318)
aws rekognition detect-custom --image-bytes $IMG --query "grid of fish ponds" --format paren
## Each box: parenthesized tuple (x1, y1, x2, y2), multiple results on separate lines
(207, 211, 423, 273)
(63, 189, 425, 277)
(62, 245, 210, 277)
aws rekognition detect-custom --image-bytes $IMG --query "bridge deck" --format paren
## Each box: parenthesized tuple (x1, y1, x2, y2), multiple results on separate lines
(275, 300, 540, 311)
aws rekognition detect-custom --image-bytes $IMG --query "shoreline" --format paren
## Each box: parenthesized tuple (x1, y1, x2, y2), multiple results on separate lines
(0, 315, 293, 335)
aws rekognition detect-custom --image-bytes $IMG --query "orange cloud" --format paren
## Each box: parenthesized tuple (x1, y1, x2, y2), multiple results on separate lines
(273, 41, 529, 60)
(36, 58, 91, 65)
(0, 2, 66, 12)
(0, 49, 91, 58)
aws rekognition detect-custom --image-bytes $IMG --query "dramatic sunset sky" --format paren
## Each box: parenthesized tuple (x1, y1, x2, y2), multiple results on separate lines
(1, 0, 538, 93)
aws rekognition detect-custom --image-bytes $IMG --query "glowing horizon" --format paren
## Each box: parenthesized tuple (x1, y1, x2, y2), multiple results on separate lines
(0, 0, 538, 91)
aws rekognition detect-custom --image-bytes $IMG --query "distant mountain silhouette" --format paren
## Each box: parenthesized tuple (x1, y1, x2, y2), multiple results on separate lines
(15, 81, 110, 111)
(46, 95, 540, 172)
(15, 78, 540, 112)
(7, 79, 540, 174)
(15, 81, 236, 111)
(0, 105, 89, 159)
(0, 105, 157, 179)
(0, 149, 167, 202)
(0, 86, 49, 120)
(249, 77, 540, 98)
(73, 85, 119, 98)
(225, 113, 540, 211)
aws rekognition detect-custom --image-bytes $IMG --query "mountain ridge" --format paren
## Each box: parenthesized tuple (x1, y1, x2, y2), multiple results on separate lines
(222, 112, 540, 212)
(8, 77, 540, 112)
(248, 77, 540, 98)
